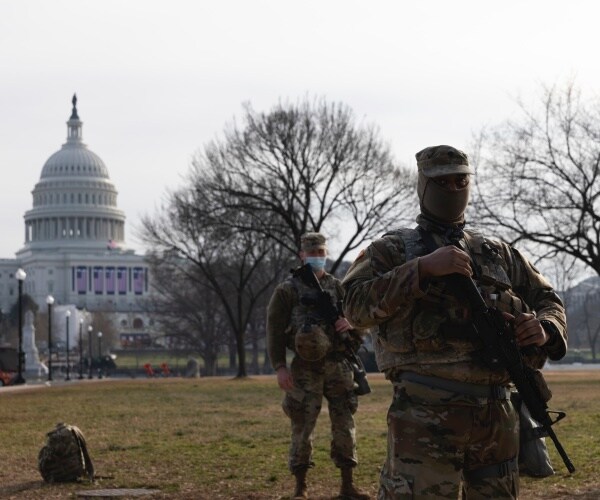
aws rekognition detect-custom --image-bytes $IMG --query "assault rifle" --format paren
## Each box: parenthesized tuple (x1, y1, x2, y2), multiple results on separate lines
(291, 264, 371, 395)
(446, 273, 575, 473)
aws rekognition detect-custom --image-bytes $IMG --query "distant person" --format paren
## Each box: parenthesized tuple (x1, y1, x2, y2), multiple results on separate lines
(342, 145, 567, 499)
(267, 232, 370, 499)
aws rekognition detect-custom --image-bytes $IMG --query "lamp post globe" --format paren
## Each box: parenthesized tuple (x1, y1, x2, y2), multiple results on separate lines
(46, 295, 55, 382)
(78, 317, 84, 379)
(14, 268, 27, 384)
(87, 325, 93, 379)
(65, 310, 71, 381)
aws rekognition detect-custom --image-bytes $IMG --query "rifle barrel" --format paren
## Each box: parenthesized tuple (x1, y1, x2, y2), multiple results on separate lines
(547, 426, 576, 473)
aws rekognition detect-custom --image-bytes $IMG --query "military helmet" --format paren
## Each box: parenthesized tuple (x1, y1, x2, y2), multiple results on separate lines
(415, 145, 473, 177)
(300, 232, 327, 252)
(295, 324, 331, 361)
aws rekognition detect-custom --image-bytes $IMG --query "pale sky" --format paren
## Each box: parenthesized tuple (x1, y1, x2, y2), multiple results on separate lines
(1, 0, 599, 261)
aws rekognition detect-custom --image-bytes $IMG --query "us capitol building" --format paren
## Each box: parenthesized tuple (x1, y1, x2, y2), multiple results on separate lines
(0, 96, 153, 347)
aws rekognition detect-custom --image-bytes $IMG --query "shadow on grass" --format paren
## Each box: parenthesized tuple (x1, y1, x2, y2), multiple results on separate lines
(0, 480, 48, 495)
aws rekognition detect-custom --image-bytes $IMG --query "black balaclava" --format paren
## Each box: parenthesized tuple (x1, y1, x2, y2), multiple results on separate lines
(417, 173, 470, 224)
(415, 145, 472, 226)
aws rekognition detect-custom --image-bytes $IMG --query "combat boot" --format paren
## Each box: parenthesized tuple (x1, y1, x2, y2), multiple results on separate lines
(339, 467, 370, 500)
(293, 467, 308, 499)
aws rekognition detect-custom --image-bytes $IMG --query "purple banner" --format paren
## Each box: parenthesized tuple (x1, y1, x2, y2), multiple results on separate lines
(94, 266, 103, 294)
(117, 267, 127, 295)
(105, 267, 115, 295)
(133, 267, 144, 295)
(77, 266, 87, 294)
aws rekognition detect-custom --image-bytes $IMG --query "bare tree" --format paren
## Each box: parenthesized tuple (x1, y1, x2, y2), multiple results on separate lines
(583, 289, 600, 360)
(89, 311, 118, 356)
(141, 97, 413, 376)
(471, 82, 600, 277)
(246, 290, 270, 374)
(561, 276, 600, 355)
(545, 253, 584, 303)
(195, 97, 416, 274)
(140, 183, 289, 378)
(144, 252, 227, 376)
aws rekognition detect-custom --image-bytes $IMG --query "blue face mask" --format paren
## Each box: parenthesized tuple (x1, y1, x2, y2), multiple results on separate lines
(304, 256, 327, 272)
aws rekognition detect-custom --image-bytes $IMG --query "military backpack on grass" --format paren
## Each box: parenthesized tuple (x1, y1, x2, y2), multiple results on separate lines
(38, 422, 95, 483)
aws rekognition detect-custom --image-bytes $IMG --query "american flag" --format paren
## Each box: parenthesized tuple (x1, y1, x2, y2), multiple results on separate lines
(107, 239, 118, 250)
(133, 267, 144, 295)
(77, 266, 87, 294)
(105, 267, 115, 295)
(117, 267, 127, 295)
(94, 266, 103, 294)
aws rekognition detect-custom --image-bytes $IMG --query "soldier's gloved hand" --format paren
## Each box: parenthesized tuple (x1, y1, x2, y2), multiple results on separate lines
(418, 246, 473, 278)
(334, 317, 352, 333)
(502, 311, 549, 347)
(276, 366, 295, 392)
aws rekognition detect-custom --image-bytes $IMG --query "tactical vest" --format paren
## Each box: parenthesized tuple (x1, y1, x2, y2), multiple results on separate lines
(373, 228, 531, 371)
(284, 274, 342, 354)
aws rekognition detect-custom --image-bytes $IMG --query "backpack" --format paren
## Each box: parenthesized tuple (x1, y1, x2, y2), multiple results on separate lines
(38, 422, 95, 483)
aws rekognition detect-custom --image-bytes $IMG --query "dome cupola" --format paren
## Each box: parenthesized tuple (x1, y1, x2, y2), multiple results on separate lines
(40, 95, 110, 180)
(19, 95, 127, 254)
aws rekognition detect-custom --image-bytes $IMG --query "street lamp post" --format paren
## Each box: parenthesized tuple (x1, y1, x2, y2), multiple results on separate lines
(65, 310, 71, 381)
(97, 331, 103, 379)
(14, 268, 27, 385)
(0, 308, 4, 345)
(87, 325, 93, 379)
(78, 318, 84, 379)
(46, 295, 54, 382)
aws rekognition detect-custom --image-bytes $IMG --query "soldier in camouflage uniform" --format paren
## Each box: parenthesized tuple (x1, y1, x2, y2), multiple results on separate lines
(341, 145, 567, 499)
(267, 232, 370, 500)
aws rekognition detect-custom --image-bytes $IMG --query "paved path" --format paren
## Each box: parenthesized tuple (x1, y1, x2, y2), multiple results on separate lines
(0, 375, 110, 394)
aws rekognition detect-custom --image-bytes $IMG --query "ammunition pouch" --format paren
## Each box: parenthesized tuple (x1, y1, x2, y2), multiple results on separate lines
(294, 324, 331, 361)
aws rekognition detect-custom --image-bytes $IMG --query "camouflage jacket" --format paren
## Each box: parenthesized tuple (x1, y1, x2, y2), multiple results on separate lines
(341, 227, 567, 384)
(267, 272, 346, 370)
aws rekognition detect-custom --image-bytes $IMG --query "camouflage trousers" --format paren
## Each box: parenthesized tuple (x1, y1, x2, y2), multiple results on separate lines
(282, 355, 358, 473)
(379, 379, 519, 500)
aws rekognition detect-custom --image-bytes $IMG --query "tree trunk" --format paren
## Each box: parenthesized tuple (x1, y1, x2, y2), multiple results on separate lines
(250, 337, 259, 374)
(228, 339, 236, 370)
(205, 354, 218, 377)
(235, 331, 247, 378)
(262, 344, 272, 373)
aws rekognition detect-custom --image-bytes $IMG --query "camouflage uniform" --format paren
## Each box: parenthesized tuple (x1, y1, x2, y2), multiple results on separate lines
(267, 270, 359, 473)
(342, 146, 567, 499)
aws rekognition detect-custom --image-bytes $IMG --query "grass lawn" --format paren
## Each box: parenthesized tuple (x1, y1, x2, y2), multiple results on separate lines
(0, 371, 598, 499)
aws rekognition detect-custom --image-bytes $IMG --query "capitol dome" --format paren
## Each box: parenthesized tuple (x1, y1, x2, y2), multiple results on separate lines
(41, 142, 109, 179)
(19, 95, 126, 254)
